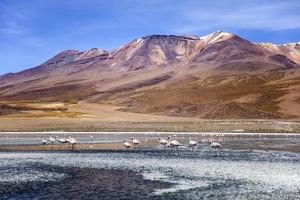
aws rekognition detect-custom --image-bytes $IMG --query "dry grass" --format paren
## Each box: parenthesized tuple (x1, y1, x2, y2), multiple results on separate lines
(111, 72, 299, 119)
(20, 111, 83, 118)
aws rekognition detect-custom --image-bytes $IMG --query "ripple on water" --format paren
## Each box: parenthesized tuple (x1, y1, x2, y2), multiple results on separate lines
(0, 168, 67, 183)
(0, 149, 299, 199)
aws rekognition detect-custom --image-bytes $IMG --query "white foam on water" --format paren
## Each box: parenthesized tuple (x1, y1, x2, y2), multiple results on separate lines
(152, 179, 210, 195)
(0, 169, 66, 183)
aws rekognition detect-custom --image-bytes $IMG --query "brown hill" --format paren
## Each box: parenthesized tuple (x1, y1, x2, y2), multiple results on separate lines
(0, 31, 300, 119)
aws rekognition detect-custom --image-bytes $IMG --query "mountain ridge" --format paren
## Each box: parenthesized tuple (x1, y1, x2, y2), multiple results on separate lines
(1, 31, 300, 119)
(1, 31, 299, 77)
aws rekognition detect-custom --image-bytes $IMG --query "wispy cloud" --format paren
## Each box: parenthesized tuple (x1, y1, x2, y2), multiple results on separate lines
(0, 3, 31, 35)
(0, 20, 28, 35)
(172, 0, 300, 34)
(0, 0, 299, 75)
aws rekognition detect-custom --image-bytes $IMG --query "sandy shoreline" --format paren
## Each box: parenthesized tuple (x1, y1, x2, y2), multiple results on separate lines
(1, 131, 300, 135)
(0, 118, 300, 133)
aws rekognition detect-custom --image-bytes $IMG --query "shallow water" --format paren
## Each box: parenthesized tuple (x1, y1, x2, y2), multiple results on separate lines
(1, 138, 300, 199)
(1, 132, 300, 151)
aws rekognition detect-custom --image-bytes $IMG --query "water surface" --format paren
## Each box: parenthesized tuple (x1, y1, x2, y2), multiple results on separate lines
(0, 132, 300, 199)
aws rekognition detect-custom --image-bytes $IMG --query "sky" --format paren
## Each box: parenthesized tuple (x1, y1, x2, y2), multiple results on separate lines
(0, 0, 300, 75)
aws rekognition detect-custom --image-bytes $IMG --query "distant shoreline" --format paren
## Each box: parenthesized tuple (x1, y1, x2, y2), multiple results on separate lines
(0, 119, 300, 133)
(1, 131, 300, 135)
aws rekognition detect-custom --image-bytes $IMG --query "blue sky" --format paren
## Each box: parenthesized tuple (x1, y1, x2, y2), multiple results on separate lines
(0, 0, 300, 75)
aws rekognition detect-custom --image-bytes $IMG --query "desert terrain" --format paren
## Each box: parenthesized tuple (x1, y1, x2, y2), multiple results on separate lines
(0, 100, 299, 132)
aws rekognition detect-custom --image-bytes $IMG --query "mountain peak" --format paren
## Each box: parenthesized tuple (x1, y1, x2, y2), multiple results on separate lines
(200, 31, 234, 45)
(86, 48, 107, 53)
(55, 50, 80, 57)
(283, 42, 300, 46)
(82, 48, 108, 55)
(142, 34, 200, 41)
(137, 31, 236, 45)
(46, 50, 80, 64)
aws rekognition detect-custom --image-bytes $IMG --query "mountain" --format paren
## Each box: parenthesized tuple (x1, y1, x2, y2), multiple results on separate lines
(1, 31, 300, 119)
(258, 42, 300, 64)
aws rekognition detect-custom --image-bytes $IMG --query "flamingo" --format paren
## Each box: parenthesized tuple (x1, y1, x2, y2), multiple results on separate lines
(131, 137, 140, 148)
(42, 138, 47, 150)
(210, 140, 222, 150)
(66, 136, 72, 143)
(168, 136, 181, 150)
(58, 137, 67, 144)
(57, 136, 68, 149)
(189, 137, 198, 150)
(42, 138, 47, 145)
(49, 135, 56, 144)
(123, 140, 132, 149)
(158, 136, 169, 147)
(68, 137, 77, 150)
(69, 137, 77, 145)
(89, 135, 94, 149)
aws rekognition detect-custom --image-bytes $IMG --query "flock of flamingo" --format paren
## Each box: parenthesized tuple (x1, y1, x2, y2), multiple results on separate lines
(41, 134, 222, 151)
(126, 135, 223, 150)
(142, 135, 221, 150)
(42, 135, 77, 149)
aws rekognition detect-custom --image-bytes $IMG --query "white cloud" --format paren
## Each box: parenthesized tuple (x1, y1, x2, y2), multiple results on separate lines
(172, 1, 300, 34)
(0, 3, 35, 36)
